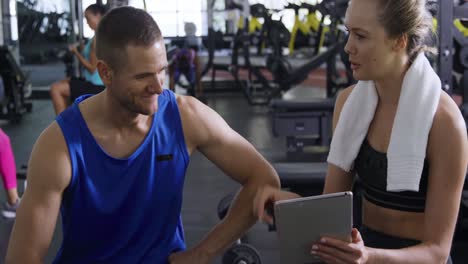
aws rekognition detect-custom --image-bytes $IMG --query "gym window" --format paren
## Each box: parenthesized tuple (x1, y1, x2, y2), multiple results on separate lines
(127, 0, 208, 37)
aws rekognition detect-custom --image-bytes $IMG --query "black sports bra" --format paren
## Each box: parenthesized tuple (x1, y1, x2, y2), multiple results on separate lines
(354, 139, 429, 213)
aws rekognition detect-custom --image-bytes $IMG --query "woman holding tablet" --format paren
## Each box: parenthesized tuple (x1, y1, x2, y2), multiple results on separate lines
(255, 0, 468, 263)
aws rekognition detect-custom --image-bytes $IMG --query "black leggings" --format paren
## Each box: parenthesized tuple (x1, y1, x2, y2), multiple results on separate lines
(359, 225, 453, 264)
(70, 77, 105, 103)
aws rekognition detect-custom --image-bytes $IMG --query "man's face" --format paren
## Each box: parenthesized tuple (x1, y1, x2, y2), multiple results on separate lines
(105, 40, 168, 115)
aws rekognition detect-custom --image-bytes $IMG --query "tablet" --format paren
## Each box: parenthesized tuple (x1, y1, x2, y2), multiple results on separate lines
(274, 191, 353, 264)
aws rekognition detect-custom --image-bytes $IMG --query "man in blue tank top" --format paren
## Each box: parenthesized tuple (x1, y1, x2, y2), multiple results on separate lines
(6, 6, 280, 264)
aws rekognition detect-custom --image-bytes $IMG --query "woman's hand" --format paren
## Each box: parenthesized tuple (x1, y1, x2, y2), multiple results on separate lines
(253, 185, 301, 224)
(311, 228, 369, 264)
(68, 43, 79, 54)
(79, 40, 85, 51)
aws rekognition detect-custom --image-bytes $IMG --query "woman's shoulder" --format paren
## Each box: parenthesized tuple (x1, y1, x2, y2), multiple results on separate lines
(433, 92, 466, 133)
(331, 85, 357, 129)
(334, 85, 356, 111)
(427, 92, 467, 158)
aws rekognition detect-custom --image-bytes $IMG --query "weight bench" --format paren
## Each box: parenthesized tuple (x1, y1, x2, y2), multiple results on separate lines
(271, 97, 335, 161)
(217, 163, 327, 225)
(272, 162, 327, 194)
(0, 46, 33, 123)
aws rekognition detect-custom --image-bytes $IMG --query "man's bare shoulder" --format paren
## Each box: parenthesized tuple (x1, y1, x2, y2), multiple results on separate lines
(28, 121, 72, 191)
(175, 94, 213, 127)
(175, 93, 232, 148)
(176, 94, 201, 113)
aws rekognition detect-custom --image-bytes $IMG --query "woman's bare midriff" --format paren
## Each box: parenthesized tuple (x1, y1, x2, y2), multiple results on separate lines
(362, 198, 426, 241)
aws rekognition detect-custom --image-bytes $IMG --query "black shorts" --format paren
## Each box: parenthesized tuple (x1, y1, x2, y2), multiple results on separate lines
(70, 77, 105, 103)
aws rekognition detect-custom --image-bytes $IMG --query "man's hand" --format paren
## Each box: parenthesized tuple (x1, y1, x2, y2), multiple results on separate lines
(254, 185, 301, 225)
(169, 247, 213, 264)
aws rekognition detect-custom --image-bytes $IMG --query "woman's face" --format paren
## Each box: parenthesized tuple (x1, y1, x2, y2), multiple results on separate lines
(85, 10, 101, 31)
(344, 0, 402, 81)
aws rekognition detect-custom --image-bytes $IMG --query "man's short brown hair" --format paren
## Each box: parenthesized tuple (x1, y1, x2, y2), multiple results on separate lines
(95, 6, 163, 70)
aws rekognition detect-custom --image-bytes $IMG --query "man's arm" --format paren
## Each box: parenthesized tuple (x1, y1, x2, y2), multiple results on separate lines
(6, 123, 71, 264)
(178, 96, 281, 258)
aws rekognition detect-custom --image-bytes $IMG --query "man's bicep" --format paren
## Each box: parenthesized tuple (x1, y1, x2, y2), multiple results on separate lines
(198, 108, 273, 184)
(181, 97, 276, 184)
(6, 123, 71, 263)
(202, 130, 267, 184)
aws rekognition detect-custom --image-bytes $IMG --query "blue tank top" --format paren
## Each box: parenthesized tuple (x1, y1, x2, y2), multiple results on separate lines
(82, 37, 104, 86)
(53, 90, 189, 264)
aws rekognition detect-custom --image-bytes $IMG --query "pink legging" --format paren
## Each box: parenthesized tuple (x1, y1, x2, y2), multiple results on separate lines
(0, 128, 17, 190)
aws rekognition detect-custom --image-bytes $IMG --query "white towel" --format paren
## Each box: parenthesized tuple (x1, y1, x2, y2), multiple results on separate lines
(327, 53, 441, 192)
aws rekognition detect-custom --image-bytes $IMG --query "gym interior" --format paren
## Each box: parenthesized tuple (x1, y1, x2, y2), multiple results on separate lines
(0, 0, 467, 263)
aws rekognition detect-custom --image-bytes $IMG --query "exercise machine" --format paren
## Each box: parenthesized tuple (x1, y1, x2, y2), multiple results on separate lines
(0, 46, 32, 123)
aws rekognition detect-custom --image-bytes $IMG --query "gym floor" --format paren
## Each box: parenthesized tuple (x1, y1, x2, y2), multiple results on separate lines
(0, 66, 467, 263)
